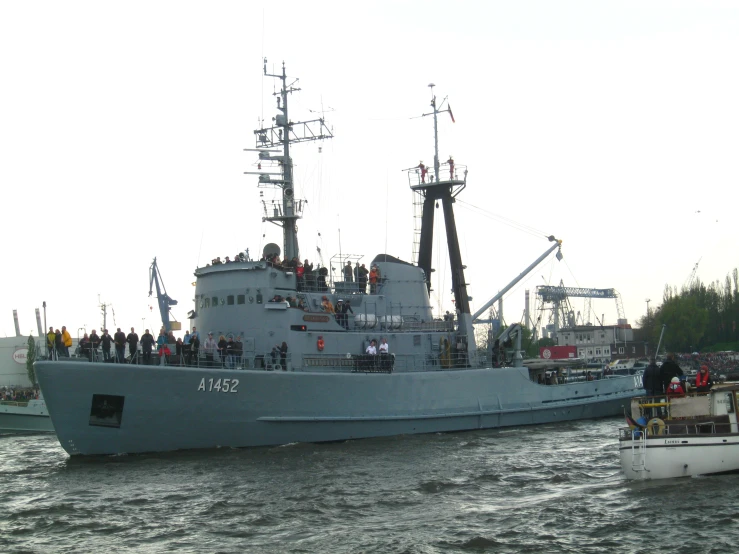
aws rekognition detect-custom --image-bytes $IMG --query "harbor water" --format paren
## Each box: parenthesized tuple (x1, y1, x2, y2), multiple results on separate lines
(2, 417, 737, 553)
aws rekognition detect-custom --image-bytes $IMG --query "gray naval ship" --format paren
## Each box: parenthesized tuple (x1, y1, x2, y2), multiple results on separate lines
(35, 61, 643, 456)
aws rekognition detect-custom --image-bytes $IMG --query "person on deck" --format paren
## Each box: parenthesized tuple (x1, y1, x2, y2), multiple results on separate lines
(54, 329, 63, 358)
(666, 376, 685, 398)
(321, 296, 335, 314)
(203, 332, 217, 367)
(114, 328, 127, 362)
(79, 333, 91, 359)
(46, 327, 56, 358)
(126, 327, 139, 363)
(100, 329, 114, 362)
(344, 261, 354, 283)
(156, 330, 169, 360)
(89, 330, 101, 361)
(695, 365, 714, 393)
(217, 335, 228, 367)
(369, 266, 379, 294)
(225, 336, 236, 369)
(660, 353, 683, 393)
(358, 264, 369, 293)
(418, 161, 427, 183)
(277, 341, 288, 370)
(642, 357, 662, 396)
(139, 329, 153, 364)
(61, 326, 72, 357)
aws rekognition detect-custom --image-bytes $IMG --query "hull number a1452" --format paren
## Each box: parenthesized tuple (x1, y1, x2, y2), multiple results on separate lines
(198, 378, 239, 393)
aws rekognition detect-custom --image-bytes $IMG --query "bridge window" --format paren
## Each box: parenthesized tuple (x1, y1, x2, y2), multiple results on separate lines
(237, 295, 246, 305)
(204, 298, 210, 308)
(227, 295, 235, 305)
(212, 296, 218, 307)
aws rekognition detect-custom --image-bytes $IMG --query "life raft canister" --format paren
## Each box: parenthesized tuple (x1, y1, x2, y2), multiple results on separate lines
(317, 336, 325, 351)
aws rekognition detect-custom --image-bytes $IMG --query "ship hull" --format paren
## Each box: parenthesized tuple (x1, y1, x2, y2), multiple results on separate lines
(0, 400, 55, 434)
(619, 435, 739, 480)
(36, 360, 641, 455)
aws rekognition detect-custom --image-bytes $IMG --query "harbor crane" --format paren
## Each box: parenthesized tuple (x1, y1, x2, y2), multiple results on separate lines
(148, 258, 179, 333)
(536, 282, 626, 339)
(684, 258, 701, 289)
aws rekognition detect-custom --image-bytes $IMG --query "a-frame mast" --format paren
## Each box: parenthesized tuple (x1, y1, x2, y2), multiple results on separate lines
(411, 86, 475, 354)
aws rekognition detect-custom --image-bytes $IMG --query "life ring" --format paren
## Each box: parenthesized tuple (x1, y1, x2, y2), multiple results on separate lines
(647, 418, 665, 436)
(317, 336, 325, 351)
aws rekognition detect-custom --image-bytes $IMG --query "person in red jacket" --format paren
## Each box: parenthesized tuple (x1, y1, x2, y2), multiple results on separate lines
(695, 365, 714, 393)
(666, 376, 685, 398)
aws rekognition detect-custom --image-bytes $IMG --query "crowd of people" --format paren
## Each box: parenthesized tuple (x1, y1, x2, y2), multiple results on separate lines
(359, 337, 393, 372)
(206, 254, 384, 295)
(642, 353, 715, 397)
(44, 325, 252, 368)
(1, 387, 38, 402)
(675, 351, 739, 374)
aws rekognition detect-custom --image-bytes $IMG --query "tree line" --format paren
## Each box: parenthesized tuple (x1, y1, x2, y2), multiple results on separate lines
(638, 268, 739, 353)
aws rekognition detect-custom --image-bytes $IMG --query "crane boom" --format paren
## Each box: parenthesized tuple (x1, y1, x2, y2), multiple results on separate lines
(148, 257, 178, 332)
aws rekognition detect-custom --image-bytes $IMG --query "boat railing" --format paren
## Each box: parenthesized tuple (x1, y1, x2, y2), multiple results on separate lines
(43, 346, 477, 373)
(619, 418, 729, 440)
(406, 162, 468, 187)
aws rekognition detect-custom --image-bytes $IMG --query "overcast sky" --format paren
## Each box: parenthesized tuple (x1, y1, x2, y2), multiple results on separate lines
(1, 1, 737, 339)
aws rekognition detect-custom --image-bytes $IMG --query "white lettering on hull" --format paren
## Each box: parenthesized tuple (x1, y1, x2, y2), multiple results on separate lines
(197, 378, 239, 393)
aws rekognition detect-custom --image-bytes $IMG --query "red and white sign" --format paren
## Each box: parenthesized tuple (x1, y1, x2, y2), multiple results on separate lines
(539, 346, 576, 360)
(13, 348, 29, 365)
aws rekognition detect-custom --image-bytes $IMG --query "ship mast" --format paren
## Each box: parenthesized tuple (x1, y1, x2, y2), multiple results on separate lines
(411, 86, 475, 355)
(247, 59, 332, 261)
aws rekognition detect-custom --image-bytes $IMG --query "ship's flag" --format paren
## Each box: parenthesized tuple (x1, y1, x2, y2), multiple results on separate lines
(625, 413, 644, 429)
(449, 105, 455, 123)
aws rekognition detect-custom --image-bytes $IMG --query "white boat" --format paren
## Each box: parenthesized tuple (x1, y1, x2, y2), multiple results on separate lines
(619, 386, 739, 480)
(0, 397, 55, 434)
(608, 359, 636, 374)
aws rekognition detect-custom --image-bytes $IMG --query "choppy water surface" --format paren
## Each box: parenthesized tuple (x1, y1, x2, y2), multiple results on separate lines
(2, 418, 738, 553)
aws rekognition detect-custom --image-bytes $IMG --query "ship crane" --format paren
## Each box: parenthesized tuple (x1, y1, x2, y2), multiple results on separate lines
(148, 257, 179, 333)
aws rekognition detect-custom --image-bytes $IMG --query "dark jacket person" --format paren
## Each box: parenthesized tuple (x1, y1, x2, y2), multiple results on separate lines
(642, 359, 662, 396)
(660, 354, 683, 393)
